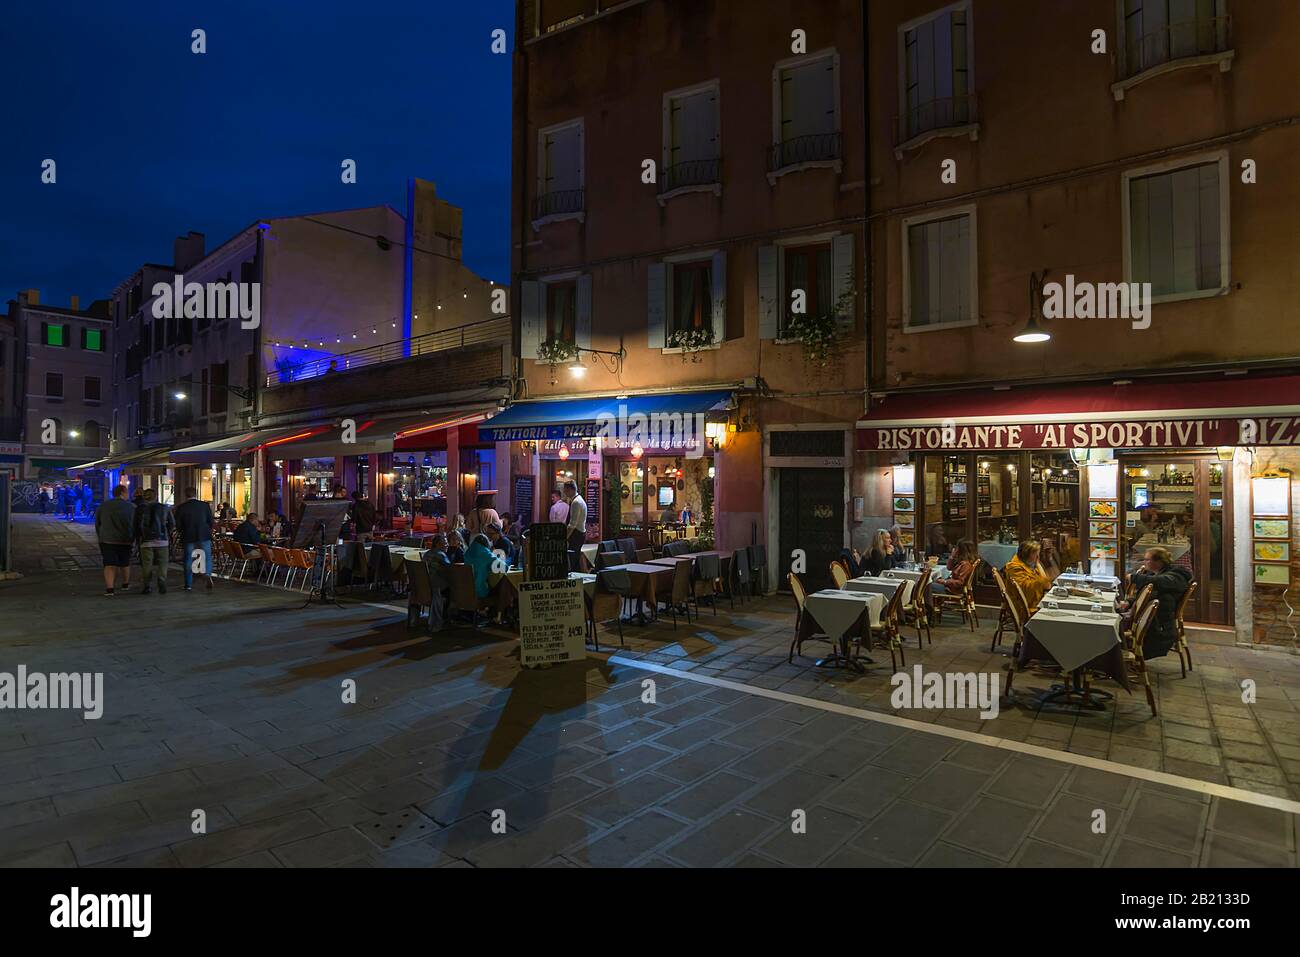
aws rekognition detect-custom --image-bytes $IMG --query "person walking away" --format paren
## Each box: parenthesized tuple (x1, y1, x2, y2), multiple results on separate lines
(175, 487, 215, 592)
(464, 491, 501, 539)
(81, 483, 94, 519)
(62, 484, 75, 520)
(38, 486, 50, 515)
(563, 480, 587, 572)
(133, 488, 175, 594)
(95, 485, 136, 596)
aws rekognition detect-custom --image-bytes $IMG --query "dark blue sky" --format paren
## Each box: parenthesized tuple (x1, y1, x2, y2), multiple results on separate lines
(0, 0, 514, 309)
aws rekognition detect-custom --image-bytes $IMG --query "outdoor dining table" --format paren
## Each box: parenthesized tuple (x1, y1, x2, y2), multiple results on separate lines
(1011, 606, 1131, 709)
(580, 543, 600, 569)
(842, 575, 911, 606)
(797, 589, 884, 672)
(621, 563, 675, 624)
(1055, 572, 1122, 592)
(889, 566, 947, 587)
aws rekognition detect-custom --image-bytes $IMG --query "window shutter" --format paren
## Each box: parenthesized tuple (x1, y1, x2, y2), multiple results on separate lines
(832, 233, 855, 326)
(758, 246, 779, 339)
(647, 263, 667, 349)
(79, 327, 86, 349)
(710, 251, 726, 345)
(520, 280, 542, 359)
(575, 274, 593, 351)
(40, 322, 48, 345)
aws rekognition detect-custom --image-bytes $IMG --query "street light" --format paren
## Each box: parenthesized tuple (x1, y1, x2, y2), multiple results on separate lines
(1013, 270, 1052, 344)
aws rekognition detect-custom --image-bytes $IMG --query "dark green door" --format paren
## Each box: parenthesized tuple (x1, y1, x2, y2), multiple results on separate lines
(778, 468, 844, 593)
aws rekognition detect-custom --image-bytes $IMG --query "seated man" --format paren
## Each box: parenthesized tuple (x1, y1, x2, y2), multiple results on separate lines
(483, 522, 516, 569)
(1118, 546, 1191, 659)
(233, 513, 262, 551)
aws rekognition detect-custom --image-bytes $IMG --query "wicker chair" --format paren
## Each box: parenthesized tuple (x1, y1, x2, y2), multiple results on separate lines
(830, 560, 850, 589)
(933, 559, 982, 631)
(787, 571, 827, 663)
(990, 566, 1027, 655)
(907, 565, 933, 648)
(1125, 600, 1160, 717)
(865, 580, 907, 673)
(1173, 581, 1198, 677)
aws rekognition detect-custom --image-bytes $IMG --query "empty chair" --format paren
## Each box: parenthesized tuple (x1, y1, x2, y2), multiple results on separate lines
(787, 572, 830, 663)
(750, 544, 768, 594)
(405, 558, 439, 633)
(730, 548, 750, 606)
(830, 560, 850, 589)
(1125, 600, 1160, 717)
(617, 537, 638, 563)
(656, 559, 693, 628)
(596, 550, 626, 570)
(693, 553, 721, 615)
(990, 566, 1027, 655)
(1173, 581, 1199, 676)
(595, 567, 633, 645)
(635, 547, 654, 563)
(367, 543, 394, 591)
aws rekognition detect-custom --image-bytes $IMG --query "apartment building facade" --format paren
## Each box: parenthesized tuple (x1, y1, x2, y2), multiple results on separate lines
(859, 0, 1300, 642)
(500, 0, 869, 588)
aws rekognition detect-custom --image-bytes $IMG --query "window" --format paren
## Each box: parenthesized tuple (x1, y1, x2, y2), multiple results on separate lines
(903, 207, 977, 331)
(900, 2, 972, 141)
(211, 361, 229, 415)
(46, 373, 64, 399)
(83, 421, 100, 447)
(81, 327, 104, 351)
(670, 261, 713, 338)
(43, 323, 67, 347)
(535, 121, 584, 220)
(1121, 0, 1229, 79)
(648, 252, 725, 350)
(1124, 155, 1227, 300)
(84, 377, 101, 402)
(475, 448, 496, 493)
(662, 83, 720, 192)
(773, 52, 840, 170)
(545, 281, 577, 345)
(782, 244, 834, 335)
(539, 0, 588, 34)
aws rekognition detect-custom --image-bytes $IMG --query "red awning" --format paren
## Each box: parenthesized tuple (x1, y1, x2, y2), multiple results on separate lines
(857, 374, 1300, 451)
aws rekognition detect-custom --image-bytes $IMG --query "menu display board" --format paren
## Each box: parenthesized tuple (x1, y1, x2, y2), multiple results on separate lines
(1251, 473, 1292, 587)
(586, 477, 602, 528)
(519, 578, 587, 667)
(526, 522, 570, 582)
(513, 474, 535, 526)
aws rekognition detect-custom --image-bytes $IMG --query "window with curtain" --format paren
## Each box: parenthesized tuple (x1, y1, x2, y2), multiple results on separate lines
(546, 281, 576, 345)
(670, 261, 712, 336)
(782, 244, 833, 335)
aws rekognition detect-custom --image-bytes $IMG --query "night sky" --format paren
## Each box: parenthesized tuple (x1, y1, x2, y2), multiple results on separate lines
(0, 0, 514, 309)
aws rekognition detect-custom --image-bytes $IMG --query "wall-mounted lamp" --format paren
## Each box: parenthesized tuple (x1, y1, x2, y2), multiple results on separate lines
(1215, 446, 1236, 463)
(1013, 270, 1052, 344)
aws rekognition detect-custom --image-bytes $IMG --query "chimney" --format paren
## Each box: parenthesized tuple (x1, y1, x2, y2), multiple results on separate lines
(69, 295, 80, 312)
(21, 288, 39, 305)
(173, 231, 206, 273)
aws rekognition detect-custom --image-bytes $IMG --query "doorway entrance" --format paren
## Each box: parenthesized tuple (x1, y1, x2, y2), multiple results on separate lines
(777, 467, 845, 593)
(1119, 454, 1230, 625)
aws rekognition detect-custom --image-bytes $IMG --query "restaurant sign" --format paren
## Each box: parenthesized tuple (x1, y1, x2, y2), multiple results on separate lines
(860, 417, 1300, 451)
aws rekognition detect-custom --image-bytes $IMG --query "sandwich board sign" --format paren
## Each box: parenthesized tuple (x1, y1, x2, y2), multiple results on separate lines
(519, 578, 586, 667)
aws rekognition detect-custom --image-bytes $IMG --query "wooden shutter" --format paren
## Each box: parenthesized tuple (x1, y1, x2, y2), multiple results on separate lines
(575, 275, 592, 350)
(832, 233, 855, 326)
(647, 263, 667, 349)
(520, 280, 542, 359)
(758, 246, 779, 339)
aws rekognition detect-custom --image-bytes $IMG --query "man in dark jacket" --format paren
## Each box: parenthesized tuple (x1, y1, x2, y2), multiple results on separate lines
(233, 513, 262, 549)
(174, 487, 215, 592)
(351, 491, 377, 540)
(132, 488, 176, 594)
(95, 485, 136, 596)
(1123, 546, 1192, 659)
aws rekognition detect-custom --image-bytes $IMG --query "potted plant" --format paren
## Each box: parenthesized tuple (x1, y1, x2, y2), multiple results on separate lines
(786, 288, 853, 368)
(667, 326, 713, 363)
(537, 338, 578, 385)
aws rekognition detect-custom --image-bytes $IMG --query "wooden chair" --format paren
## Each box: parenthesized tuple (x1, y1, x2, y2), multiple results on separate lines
(1122, 584, 1155, 646)
(656, 559, 694, 628)
(635, 547, 654, 564)
(405, 558, 437, 633)
(1125, 600, 1160, 717)
(730, 548, 750, 607)
(990, 566, 1027, 655)
(830, 560, 850, 589)
(595, 567, 633, 645)
(447, 563, 493, 628)
(865, 580, 907, 673)
(1173, 581, 1198, 676)
(933, 559, 982, 630)
(787, 572, 829, 663)
(906, 566, 933, 648)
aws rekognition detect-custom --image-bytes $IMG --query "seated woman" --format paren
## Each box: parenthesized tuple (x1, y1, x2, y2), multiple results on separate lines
(1004, 541, 1053, 614)
(863, 529, 896, 577)
(446, 530, 466, 565)
(463, 534, 497, 600)
(932, 539, 977, 597)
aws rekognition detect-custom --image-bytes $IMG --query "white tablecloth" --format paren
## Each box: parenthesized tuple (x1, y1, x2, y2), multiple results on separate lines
(843, 576, 911, 607)
(1040, 596, 1117, 614)
(806, 589, 885, 633)
(1055, 573, 1121, 593)
(1025, 607, 1122, 673)
(580, 544, 600, 566)
(978, 542, 1018, 568)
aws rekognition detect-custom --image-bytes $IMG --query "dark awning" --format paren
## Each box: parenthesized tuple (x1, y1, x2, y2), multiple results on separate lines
(478, 390, 733, 442)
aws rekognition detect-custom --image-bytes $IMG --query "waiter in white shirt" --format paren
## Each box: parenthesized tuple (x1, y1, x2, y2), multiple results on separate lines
(548, 488, 569, 525)
(563, 480, 587, 571)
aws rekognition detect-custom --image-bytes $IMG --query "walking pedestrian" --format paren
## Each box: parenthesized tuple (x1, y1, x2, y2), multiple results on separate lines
(174, 486, 215, 592)
(38, 486, 50, 515)
(95, 485, 136, 596)
(133, 488, 175, 594)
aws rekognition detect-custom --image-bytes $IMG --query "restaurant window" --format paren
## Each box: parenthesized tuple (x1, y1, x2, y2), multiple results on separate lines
(663, 82, 720, 192)
(782, 244, 833, 337)
(669, 259, 713, 338)
(84, 376, 101, 402)
(536, 120, 584, 219)
(900, 1, 972, 140)
(46, 373, 64, 399)
(773, 51, 839, 169)
(545, 280, 576, 346)
(474, 448, 495, 495)
(903, 207, 976, 330)
(1125, 155, 1226, 301)
(1030, 452, 1081, 571)
(43, 323, 67, 347)
(973, 455, 1020, 583)
(922, 455, 966, 558)
(1120, 0, 1229, 79)
(81, 327, 105, 351)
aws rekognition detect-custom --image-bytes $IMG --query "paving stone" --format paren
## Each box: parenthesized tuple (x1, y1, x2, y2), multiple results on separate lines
(727, 738, 809, 780)
(1122, 790, 1207, 854)
(915, 842, 1002, 867)
(1011, 839, 1097, 867)
(573, 772, 681, 826)
(943, 796, 1040, 862)
(1202, 832, 1294, 868)
(662, 809, 779, 868)
(1064, 767, 1136, 806)
(742, 767, 839, 819)
(1030, 793, 1121, 858)
(986, 755, 1070, 807)
(1208, 798, 1296, 849)
(902, 762, 991, 813)
(651, 718, 732, 752)
(758, 805, 863, 867)
(568, 810, 687, 867)
(578, 744, 674, 784)
(172, 810, 330, 867)
(657, 741, 746, 784)
(822, 763, 913, 818)
(944, 741, 1012, 773)
(467, 813, 594, 868)
(658, 771, 755, 821)
(852, 801, 952, 865)
(272, 827, 378, 867)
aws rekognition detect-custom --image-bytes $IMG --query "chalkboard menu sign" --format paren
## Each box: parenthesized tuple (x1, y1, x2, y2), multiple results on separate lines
(586, 478, 601, 528)
(514, 474, 535, 524)
(527, 522, 570, 581)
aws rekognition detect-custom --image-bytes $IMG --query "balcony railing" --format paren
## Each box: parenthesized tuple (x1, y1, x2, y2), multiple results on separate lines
(660, 157, 720, 193)
(532, 189, 585, 220)
(264, 315, 511, 388)
(1122, 15, 1231, 78)
(769, 132, 842, 172)
(896, 93, 979, 144)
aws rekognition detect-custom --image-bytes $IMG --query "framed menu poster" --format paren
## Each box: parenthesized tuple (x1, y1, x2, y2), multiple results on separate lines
(1252, 519, 1289, 540)
(1252, 475, 1290, 517)
(1254, 564, 1290, 585)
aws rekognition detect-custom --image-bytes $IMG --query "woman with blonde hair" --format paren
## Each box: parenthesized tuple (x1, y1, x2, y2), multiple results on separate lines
(863, 528, 896, 577)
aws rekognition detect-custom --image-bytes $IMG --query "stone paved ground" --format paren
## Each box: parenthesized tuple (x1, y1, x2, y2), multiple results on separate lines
(0, 513, 1296, 868)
